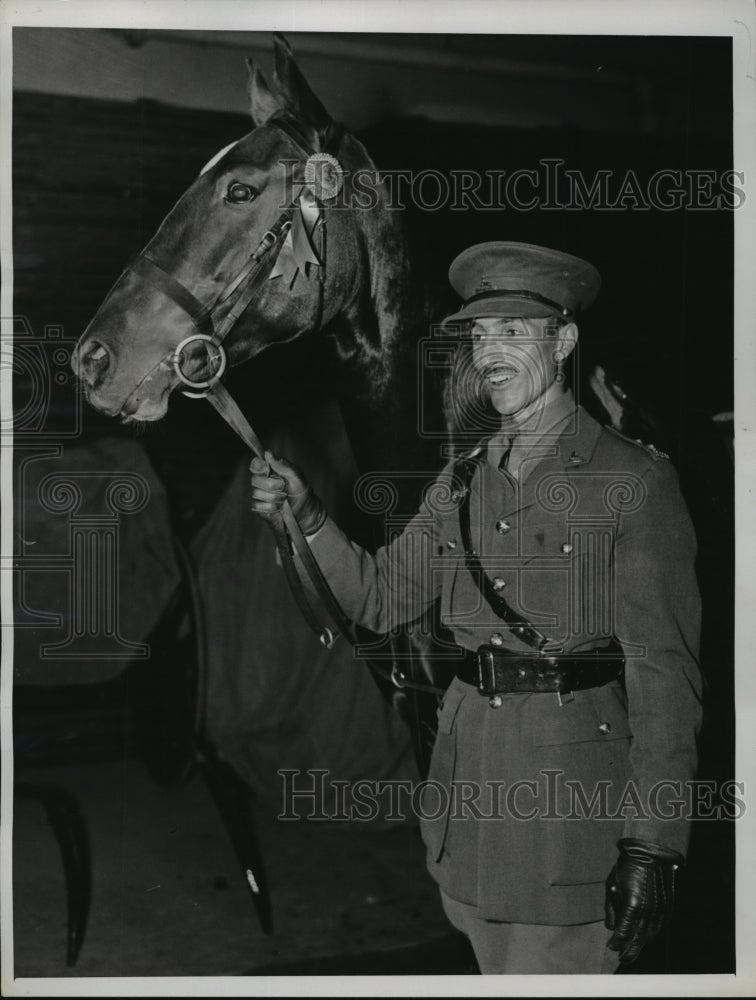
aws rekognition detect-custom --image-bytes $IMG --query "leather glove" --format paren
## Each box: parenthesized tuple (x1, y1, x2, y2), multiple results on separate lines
(249, 451, 327, 537)
(605, 837, 684, 965)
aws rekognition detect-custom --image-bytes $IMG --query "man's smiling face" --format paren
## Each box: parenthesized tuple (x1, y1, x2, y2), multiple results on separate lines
(471, 315, 577, 418)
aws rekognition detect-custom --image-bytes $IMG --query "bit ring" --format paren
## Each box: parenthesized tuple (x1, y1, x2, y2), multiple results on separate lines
(171, 333, 227, 397)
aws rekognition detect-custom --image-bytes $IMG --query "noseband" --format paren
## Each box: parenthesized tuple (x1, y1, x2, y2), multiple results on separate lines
(125, 114, 344, 398)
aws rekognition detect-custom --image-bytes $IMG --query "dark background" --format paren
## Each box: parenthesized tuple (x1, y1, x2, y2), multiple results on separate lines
(11, 30, 735, 976)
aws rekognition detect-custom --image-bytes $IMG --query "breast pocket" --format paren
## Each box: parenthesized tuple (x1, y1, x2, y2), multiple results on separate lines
(520, 521, 614, 641)
(420, 681, 465, 862)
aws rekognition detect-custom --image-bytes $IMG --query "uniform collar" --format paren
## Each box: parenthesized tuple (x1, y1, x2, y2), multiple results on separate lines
(475, 402, 604, 519)
(487, 388, 578, 477)
(512, 384, 577, 439)
(555, 403, 603, 469)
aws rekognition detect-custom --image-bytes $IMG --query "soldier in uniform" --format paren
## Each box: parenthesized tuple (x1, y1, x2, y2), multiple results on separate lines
(249, 242, 703, 974)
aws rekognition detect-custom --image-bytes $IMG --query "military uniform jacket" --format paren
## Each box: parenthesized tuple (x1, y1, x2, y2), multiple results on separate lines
(308, 404, 703, 924)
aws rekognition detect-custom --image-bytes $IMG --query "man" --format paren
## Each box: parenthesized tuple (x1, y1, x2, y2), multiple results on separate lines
(249, 242, 703, 974)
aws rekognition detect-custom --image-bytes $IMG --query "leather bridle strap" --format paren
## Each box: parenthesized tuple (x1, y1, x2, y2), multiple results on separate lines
(125, 201, 296, 354)
(128, 256, 216, 336)
(212, 207, 296, 343)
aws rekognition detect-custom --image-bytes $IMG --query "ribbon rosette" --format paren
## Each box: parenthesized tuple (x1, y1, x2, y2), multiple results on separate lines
(269, 188, 322, 288)
(304, 152, 344, 202)
(269, 154, 344, 289)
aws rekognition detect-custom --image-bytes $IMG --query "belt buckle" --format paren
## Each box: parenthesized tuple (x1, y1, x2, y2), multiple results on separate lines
(537, 643, 573, 705)
(476, 648, 497, 697)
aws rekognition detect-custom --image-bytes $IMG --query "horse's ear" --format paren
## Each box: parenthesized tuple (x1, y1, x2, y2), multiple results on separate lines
(247, 59, 284, 125)
(272, 32, 331, 128)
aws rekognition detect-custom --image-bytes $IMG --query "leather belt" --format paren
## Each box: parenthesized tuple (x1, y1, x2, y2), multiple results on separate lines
(457, 642, 625, 697)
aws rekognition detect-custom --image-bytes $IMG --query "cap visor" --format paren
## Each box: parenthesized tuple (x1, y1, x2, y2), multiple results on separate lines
(441, 298, 564, 328)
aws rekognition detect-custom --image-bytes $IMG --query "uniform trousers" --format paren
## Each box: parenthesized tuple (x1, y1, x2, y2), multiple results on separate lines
(441, 890, 620, 974)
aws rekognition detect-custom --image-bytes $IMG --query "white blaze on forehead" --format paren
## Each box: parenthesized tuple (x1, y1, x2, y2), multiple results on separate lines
(199, 139, 240, 176)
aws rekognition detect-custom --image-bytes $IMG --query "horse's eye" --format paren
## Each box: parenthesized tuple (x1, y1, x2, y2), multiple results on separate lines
(225, 181, 256, 204)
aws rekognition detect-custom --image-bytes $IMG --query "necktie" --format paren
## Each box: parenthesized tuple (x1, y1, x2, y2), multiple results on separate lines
(498, 435, 517, 473)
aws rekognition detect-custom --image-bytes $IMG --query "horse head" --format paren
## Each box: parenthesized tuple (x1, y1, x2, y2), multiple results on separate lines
(72, 34, 399, 423)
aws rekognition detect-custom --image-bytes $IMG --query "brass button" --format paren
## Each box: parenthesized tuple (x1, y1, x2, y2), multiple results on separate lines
(492, 576, 507, 592)
(495, 519, 511, 534)
(490, 633, 504, 647)
(561, 543, 573, 554)
(599, 722, 612, 735)
(447, 539, 457, 550)
(489, 695, 503, 709)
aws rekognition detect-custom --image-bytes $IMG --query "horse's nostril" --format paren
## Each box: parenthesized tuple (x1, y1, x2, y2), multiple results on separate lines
(76, 340, 111, 387)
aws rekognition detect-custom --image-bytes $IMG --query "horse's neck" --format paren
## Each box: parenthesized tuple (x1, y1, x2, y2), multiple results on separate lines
(331, 203, 441, 485)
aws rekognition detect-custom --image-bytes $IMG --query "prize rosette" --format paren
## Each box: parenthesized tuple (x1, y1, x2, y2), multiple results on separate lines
(304, 152, 344, 201)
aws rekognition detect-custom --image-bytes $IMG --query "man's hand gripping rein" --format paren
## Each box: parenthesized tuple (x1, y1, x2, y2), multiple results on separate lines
(249, 451, 327, 538)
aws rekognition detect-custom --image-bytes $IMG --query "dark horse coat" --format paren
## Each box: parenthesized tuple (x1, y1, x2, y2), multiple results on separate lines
(308, 404, 702, 924)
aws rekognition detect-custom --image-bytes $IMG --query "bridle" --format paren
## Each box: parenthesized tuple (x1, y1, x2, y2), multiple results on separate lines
(124, 113, 344, 401)
(122, 114, 361, 652)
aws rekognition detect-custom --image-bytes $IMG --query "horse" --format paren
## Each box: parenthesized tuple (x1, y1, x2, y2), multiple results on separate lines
(73, 35, 429, 450)
(72, 34, 454, 794)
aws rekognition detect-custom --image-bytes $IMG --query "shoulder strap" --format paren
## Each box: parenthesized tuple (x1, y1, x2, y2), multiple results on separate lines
(453, 455, 548, 652)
